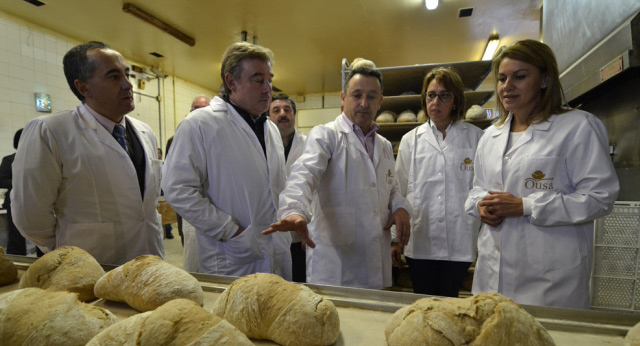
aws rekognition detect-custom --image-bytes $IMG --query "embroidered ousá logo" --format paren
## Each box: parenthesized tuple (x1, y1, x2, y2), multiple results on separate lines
(459, 157, 474, 171)
(524, 170, 554, 190)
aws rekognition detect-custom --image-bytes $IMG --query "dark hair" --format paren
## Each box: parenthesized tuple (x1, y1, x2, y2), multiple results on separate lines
(270, 93, 297, 114)
(63, 41, 110, 102)
(344, 66, 383, 93)
(421, 67, 466, 123)
(492, 39, 568, 125)
(13, 128, 23, 149)
(220, 42, 274, 96)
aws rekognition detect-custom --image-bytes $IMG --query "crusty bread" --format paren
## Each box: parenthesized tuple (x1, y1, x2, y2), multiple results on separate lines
(385, 292, 556, 346)
(0, 246, 18, 286)
(376, 111, 397, 123)
(417, 109, 428, 123)
(19, 245, 104, 301)
(211, 273, 340, 346)
(397, 110, 417, 123)
(87, 298, 253, 345)
(0, 287, 116, 346)
(94, 254, 203, 312)
(624, 321, 640, 346)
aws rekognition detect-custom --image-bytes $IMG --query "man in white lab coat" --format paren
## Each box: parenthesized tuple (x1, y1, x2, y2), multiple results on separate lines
(264, 66, 411, 289)
(11, 41, 164, 265)
(268, 93, 307, 282)
(162, 42, 294, 278)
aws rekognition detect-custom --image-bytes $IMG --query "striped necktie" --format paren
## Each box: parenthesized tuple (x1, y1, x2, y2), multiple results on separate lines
(112, 124, 131, 156)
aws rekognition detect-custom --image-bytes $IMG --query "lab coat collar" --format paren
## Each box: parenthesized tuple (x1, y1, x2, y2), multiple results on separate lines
(77, 104, 130, 158)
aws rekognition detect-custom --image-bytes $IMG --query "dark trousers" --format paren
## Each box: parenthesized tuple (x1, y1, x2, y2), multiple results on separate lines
(290, 242, 306, 283)
(6, 206, 26, 255)
(405, 257, 471, 297)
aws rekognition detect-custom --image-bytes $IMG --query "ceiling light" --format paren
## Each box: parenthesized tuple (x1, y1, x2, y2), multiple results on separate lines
(425, 0, 438, 10)
(481, 34, 500, 61)
(122, 3, 195, 47)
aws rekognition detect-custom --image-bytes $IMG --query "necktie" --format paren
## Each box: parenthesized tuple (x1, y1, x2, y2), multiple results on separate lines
(113, 124, 131, 156)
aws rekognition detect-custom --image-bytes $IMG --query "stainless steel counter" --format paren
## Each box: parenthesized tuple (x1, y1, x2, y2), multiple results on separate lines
(2, 255, 638, 345)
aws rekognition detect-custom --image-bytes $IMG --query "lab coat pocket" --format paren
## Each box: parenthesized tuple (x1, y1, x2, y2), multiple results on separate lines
(61, 223, 116, 264)
(525, 225, 582, 270)
(315, 207, 355, 246)
(223, 225, 263, 265)
(521, 156, 560, 192)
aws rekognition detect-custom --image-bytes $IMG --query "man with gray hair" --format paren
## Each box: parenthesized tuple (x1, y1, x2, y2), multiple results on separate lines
(163, 42, 301, 278)
(12, 41, 164, 265)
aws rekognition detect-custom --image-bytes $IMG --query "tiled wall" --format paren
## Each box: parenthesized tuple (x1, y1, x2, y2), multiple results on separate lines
(0, 14, 214, 161)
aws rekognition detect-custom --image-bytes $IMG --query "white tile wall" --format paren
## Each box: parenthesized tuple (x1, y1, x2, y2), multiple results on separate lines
(0, 15, 214, 161)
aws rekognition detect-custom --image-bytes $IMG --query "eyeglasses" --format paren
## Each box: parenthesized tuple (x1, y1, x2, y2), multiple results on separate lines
(426, 92, 453, 102)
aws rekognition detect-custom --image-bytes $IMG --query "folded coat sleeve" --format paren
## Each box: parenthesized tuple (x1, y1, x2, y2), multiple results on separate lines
(528, 114, 619, 226)
(277, 126, 335, 221)
(161, 119, 238, 241)
(10, 119, 60, 250)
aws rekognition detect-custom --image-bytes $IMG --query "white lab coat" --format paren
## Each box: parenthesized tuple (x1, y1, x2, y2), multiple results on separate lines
(285, 129, 307, 175)
(11, 105, 164, 265)
(279, 114, 411, 289)
(465, 110, 619, 309)
(395, 121, 482, 261)
(286, 129, 307, 243)
(162, 96, 291, 278)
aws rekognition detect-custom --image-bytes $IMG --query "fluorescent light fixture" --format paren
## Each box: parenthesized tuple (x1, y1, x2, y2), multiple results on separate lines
(425, 0, 438, 10)
(482, 34, 500, 60)
(123, 3, 195, 47)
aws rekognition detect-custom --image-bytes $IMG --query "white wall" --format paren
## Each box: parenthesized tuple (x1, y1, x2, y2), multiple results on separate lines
(0, 14, 214, 161)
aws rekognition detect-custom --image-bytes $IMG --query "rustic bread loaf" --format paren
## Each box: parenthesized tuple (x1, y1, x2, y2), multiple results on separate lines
(0, 246, 18, 286)
(376, 111, 397, 123)
(18, 245, 104, 301)
(385, 292, 555, 346)
(86, 298, 253, 345)
(0, 287, 116, 346)
(397, 110, 417, 123)
(417, 109, 428, 123)
(211, 273, 340, 346)
(624, 321, 640, 346)
(94, 254, 203, 312)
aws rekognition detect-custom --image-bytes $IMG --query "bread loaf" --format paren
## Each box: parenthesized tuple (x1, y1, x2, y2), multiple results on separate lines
(417, 109, 428, 123)
(376, 111, 397, 123)
(94, 254, 203, 311)
(624, 321, 640, 346)
(19, 245, 104, 301)
(87, 298, 253, 345)
(0, 246, 18, 286)
(397, 110, 417, 123)
(212, 273, 340, 346)
(385, 292, 555, 346)
(0, 287, 116, 346)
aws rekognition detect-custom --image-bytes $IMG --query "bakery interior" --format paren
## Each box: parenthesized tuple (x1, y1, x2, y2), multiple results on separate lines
(1, 0, 640, 344)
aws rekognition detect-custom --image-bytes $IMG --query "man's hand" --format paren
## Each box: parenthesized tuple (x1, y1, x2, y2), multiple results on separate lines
(385, 208, 410, 249)
(391, 242, 404, 268)
(262, 214, 316, 248)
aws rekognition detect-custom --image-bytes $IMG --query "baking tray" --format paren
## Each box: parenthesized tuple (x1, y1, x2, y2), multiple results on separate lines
(3, 255, 639, 345)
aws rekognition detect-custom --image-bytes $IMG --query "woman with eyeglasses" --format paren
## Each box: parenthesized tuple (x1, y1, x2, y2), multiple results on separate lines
(394, 67, 483, 297)
(465, 40, 619, 309)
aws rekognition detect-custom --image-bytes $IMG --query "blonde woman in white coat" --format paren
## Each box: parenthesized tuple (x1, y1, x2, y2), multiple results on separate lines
(465, 40, 619, 309)
(395, 67, 483, 297)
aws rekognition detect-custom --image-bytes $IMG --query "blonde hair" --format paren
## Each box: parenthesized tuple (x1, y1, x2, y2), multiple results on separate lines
(421, 67, 466, 123)
(493, 39, 568, 126)
(221, 42, 274, 95)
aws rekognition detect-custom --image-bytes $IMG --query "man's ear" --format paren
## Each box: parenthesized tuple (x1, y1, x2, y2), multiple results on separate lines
(224, 73, 236, 94)
(74, 79, 90, 99)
